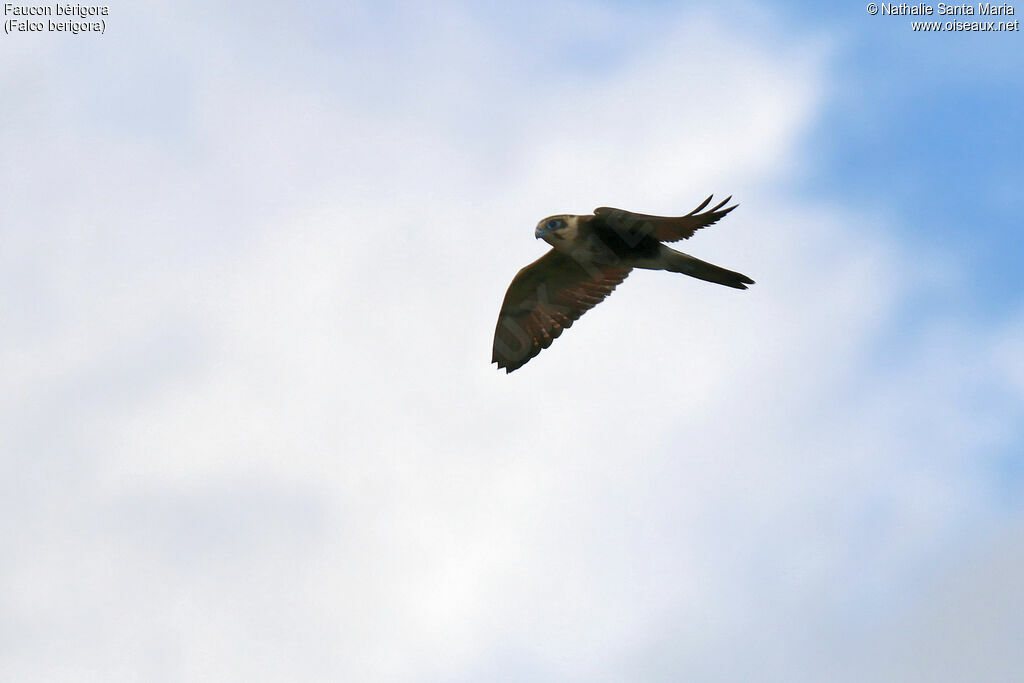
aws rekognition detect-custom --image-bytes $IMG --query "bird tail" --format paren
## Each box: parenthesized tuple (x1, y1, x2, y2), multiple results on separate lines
(659, 247, 754, 289)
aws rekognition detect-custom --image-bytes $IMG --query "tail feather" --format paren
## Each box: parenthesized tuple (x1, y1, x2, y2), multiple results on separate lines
(661, 248, 754, 290)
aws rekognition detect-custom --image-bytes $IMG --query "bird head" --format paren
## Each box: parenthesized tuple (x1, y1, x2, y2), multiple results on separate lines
(535, 215, 571, 242)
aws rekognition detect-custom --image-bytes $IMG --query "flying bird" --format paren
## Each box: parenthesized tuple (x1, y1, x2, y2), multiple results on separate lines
(491, 195, 753, 373)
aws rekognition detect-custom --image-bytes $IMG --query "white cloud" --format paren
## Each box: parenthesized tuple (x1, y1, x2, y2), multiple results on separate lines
(1, 2, 1022, 682)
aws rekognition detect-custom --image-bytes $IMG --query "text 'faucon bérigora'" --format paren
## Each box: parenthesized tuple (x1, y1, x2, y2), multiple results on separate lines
(4, 4, 110, 17)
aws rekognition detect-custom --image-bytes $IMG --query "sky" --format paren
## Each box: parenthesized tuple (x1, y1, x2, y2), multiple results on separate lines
(2, 1, 1023, 681)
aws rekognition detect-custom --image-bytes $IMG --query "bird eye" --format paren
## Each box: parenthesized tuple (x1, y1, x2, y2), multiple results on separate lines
(546, 219, 561, 230)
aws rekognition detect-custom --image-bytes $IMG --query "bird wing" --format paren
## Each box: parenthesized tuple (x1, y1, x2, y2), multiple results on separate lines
(492, 249, 631, 373)
(593, 195, 737, 243)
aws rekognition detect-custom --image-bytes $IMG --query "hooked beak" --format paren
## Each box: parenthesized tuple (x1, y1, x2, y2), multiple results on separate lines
(534, 226, 545, 239)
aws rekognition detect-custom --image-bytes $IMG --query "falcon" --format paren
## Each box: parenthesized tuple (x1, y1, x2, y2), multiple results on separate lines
(492, 195, 753, 373)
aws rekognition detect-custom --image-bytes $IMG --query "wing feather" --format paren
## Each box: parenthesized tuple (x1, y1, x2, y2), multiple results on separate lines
(492, 250, 630, 373)
(594, 194, 738, 243)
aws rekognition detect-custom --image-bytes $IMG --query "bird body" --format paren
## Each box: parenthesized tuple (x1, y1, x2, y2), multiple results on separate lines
(492, 196, 753, 373)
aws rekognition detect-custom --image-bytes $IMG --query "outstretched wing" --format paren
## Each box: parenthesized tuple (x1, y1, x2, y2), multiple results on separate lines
(492, 250, 631, 373)
(594, 195, 737, 243)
